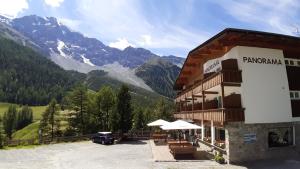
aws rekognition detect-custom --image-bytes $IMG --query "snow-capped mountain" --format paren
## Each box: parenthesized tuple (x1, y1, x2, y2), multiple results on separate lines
(6, 15, 184, 69)
(0, 14, 184, 96)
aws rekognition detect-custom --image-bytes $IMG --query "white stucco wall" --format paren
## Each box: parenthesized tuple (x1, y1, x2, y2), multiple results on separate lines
(235, 46, 292, 123)
(203, 46, 292, 123)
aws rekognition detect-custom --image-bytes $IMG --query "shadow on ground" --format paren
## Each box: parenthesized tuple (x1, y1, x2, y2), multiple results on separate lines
(174, 150, 211, 160)
(117, 140, 147, 145)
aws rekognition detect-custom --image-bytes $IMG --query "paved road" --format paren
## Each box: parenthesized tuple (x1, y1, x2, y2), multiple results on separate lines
(0, 141, 299, 169)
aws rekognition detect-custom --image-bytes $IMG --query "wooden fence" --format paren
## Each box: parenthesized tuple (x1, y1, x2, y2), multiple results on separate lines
(2, 130, 152, 147)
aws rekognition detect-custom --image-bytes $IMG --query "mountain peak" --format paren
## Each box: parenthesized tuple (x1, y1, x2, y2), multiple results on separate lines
(0, 15, 11, 25)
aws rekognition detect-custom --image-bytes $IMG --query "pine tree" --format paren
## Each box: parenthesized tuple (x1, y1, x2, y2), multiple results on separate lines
(116, 85, 132, 133)
(2, 105, 17, 139)
(0, 117, 5, 149)
(96, 86, 115, 130)
(70, 84, 88, 134)
(48, 99, 59, 140)
(16, 105, 33, 130)
(133, 107, 144, 130)
(39, 99, 60, 140)
(109, 107, 120, 132)
(154, 97, 173, 121)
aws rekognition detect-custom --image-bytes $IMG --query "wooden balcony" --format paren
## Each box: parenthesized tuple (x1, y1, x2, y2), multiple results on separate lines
(174, 108, 245, 124)
(176, 70, 242, 100)
(202, 70, 242, 90)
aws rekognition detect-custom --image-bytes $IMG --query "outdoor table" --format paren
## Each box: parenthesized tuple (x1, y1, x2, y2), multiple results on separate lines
(167, 140, 189, 144)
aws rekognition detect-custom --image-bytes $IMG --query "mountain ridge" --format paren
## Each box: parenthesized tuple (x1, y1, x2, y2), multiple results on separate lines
(0, 14, 184, 98)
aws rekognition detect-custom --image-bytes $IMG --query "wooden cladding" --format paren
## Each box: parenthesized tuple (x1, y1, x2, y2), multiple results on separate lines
(202, 70, 242, 91)
(174, 108, 245, 124)
(176, 69, 242, 100)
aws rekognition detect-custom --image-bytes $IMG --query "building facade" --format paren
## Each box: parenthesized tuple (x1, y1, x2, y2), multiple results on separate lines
(173, 28, 300, 163)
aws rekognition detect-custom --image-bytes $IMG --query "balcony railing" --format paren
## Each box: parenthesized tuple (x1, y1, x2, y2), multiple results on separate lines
(176, 70, 242, 101)
(174, 108, 245, 124)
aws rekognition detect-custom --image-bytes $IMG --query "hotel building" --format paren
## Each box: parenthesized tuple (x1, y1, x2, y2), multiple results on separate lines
(173, 28, 300, 162)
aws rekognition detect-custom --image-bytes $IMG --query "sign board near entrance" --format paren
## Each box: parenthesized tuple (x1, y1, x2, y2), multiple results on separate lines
(244, 133, 256, 143)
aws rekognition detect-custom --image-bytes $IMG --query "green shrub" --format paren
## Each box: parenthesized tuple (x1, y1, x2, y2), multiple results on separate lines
(214, 152, 225, 164)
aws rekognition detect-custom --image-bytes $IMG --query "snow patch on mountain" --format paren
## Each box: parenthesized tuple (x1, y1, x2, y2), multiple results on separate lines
(100, 62, 153, 91)
(57, 40, 70, 58)
(50, 51, 99, 73)
(50, 52, 153, 91)
(80, 54, 95, 66)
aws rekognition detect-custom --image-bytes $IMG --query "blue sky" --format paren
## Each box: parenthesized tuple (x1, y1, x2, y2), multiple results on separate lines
(0, 0, 299, 57)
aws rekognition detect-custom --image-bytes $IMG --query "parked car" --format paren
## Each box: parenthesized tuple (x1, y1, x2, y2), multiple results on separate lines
(92, 132, 114, 145)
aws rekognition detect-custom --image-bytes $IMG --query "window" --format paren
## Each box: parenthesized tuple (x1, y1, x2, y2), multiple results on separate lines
(295, 92, 299, 99)
(290, 60, 294, 66)
(268, 127, 294, 147)
(290, 92, 294, 98)
(285, 60, 289, 65)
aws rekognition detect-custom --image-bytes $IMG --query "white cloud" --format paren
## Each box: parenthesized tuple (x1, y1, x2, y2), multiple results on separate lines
(109, 38, 135, 50)
(138, 35, 152, 46)
(0, 0, 28, 18)
(75, 0, 209, 57)
(213, 0, 300, 35)
(58, 18, 81, 30)
(44, 0, 64, 7)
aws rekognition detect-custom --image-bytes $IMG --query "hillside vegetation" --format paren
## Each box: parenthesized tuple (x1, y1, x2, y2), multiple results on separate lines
(0, 37, 82, 105)
(85, 70, 171, 107)
(135, 58, 181, 98)
(0, 103, 47, 121)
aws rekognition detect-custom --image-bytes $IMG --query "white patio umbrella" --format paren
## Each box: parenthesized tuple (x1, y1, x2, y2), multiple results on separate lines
(160, 120, 201, 130)
(160, 120, 201, 143)
(147, 119, 170, 127)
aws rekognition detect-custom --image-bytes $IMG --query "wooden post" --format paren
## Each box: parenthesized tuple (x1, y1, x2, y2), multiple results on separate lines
(221, 84, 225, 123)
(211, 120, 215, 145)
(185, 94, 187, 119)
(201, 120, 205, 141)
(192, 89, 194, 120)
(179, 99, 182, 112)
(201, 82, 205, 141)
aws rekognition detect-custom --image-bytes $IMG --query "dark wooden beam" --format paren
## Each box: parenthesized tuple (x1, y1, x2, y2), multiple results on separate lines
(181, 71, 192, 75)
(221, 82, 241, 87)
(203, 91, 219, 94)
(185, 63, 197, 67)
(193, 94, 204, 98)
(186, 98, 197, 101)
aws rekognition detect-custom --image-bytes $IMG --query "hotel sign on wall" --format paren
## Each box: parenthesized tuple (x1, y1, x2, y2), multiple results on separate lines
(203, 58, 222, 74)
(242, 57, 283, 65)
(244, 133, 256, 144)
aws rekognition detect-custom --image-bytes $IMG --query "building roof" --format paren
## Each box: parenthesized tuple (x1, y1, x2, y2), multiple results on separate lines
(174, 28, 300, 90)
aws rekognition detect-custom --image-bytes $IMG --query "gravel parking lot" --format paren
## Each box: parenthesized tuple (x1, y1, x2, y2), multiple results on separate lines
(0, 141, 299, 169)
(0, 141, 220, 169)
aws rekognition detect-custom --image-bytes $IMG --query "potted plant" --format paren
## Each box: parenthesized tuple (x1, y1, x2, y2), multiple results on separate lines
(214, 152, 225, 164)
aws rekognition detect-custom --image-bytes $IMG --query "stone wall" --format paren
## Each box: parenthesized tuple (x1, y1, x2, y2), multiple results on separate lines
(225, 121, 300, 163)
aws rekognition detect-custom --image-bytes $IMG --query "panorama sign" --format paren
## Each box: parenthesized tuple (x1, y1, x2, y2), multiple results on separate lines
(242, 56, 283, 65)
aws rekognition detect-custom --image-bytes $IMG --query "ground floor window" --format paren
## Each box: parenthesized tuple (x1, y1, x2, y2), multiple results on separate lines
(268, 127, 294, 147)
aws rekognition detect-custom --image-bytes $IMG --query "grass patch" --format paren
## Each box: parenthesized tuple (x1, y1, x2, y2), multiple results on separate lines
(2, 144, 40, 150)
(0, 102, 47, 121)
(12, 121, 40, 140)
(12, 110, 69, 140)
